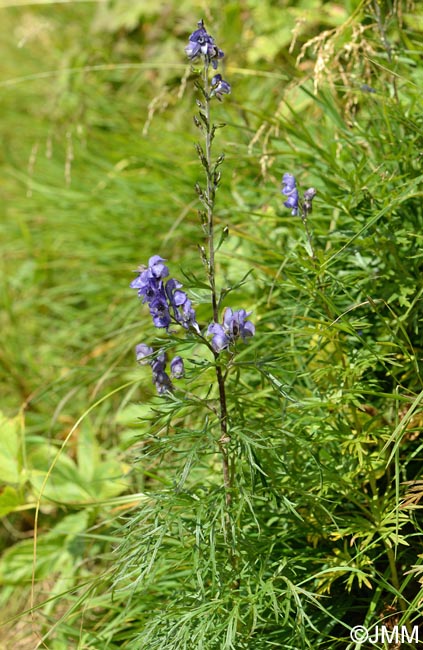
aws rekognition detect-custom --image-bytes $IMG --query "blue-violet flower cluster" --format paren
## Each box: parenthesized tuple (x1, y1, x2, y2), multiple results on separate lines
(281, 173, 317, 217)
(281, 173, 299, 216)
(130, 255, 199, 332)
(185, 20, 231, 98)
(185, 19, 224, 69)
(136, 344, 184, 395)
(208, 308, 255, 353)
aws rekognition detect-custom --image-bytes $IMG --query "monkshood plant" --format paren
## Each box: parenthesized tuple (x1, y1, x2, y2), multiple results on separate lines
(130, 20, 255, 509)
(118, 25, 329, 649)
(118, 25, 268, 647)
(116, 24, 337, 649)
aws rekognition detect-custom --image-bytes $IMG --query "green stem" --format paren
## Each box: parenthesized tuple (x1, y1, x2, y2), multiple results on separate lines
(301, 213, 316, 265)
(202, 62, 231, 507)
(384, 542, 413, 641)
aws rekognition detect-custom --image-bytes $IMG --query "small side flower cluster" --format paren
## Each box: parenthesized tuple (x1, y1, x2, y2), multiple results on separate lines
(130, 256, 198, 331)
(131, 256, 256, 392)
(208, 308, 255, 353)
(131, 256, 197, 395)
(185, 20, 231, 98)
(136, 344, 184, 395)
(281, 173, 317, 218)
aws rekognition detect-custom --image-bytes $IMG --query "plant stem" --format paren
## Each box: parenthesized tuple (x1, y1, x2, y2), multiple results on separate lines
(216, 362, 231, 506)
(301, 213, 316, 265)
(203, 63, 218, 323)
(384, 541, 414, 642)
(202, 62, 231, 507)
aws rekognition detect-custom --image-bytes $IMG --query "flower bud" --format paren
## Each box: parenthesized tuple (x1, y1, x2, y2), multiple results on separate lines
(170, 356, 185, 379)
(135, 343, 154, 365)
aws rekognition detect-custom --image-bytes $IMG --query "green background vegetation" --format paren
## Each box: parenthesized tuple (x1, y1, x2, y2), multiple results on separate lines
(1, 0, 423, 648)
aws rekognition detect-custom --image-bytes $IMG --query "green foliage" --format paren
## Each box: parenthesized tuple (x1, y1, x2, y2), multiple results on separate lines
(0, 413, 23, 486)
(1, 1, 423, 649)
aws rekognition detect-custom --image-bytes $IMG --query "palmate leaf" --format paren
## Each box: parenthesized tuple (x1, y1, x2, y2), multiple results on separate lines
(0, 511, 89, 586)
(0, 485, 24, 517)
(28, 427, 130, 505)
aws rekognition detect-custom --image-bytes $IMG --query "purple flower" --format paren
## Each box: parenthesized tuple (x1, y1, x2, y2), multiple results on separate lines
(135, 347, 186, 395)
(151, 351, 166, 376)
(281, 173, 299, 216)
(211, 74, 231, 100)
(165, 278, 199, 330)
(130, 256, 168, 306)
(151, 351, 173, 395)
(208, 307, 255, 353)
(131, 256, 198, 331)
(179, 296, 198, 330)
(148, 255, 169, 279)
(130, 269, 159, 303)
(154, 369, 172, 394)
(207, 322, 230, 353)
(149, 294, 172, 329)
(185, 20, 224, 69)
(135, 343, 154, 364)
(224, 308, 255, 339)
(165, 278, 188, 316)
(170, 356, 185, 379)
